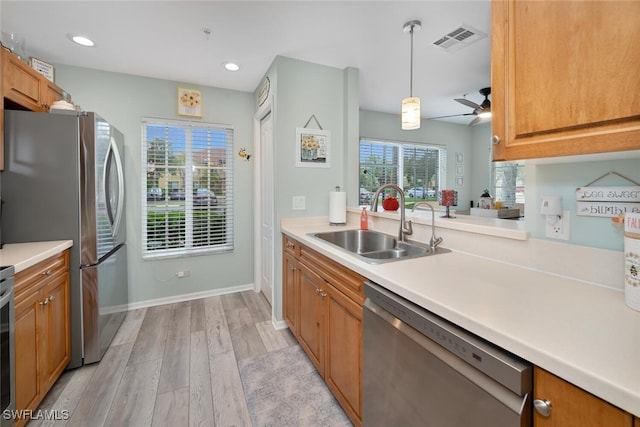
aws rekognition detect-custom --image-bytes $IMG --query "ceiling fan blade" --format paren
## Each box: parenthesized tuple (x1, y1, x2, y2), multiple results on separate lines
(469, 115, 491, 126)
(454, 98, 482, 110)
(427, 112, 475, 120)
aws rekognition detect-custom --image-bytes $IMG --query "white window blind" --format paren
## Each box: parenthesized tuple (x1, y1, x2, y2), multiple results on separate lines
(359, 139, 446, 203)
(142, 118, 234, 259)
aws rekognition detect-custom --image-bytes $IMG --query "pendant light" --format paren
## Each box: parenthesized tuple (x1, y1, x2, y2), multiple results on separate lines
(402, 20, 421, 130)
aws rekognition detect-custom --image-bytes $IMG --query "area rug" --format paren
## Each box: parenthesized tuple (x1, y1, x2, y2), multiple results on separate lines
(238, 345, 352, 427)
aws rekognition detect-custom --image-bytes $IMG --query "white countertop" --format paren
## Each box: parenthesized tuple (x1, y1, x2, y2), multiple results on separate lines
(281, 217, 640, 417)
(0, 241, 73, 273)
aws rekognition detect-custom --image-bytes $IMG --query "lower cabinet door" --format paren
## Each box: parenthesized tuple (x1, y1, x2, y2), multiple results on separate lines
(283, 252, 299, 336)
(297, 262, 325, 376)
(15, 290, 43, 418)
(41, 273, 71, 391)
(534, 367, 634, 427)
(325, 281, 362, 424)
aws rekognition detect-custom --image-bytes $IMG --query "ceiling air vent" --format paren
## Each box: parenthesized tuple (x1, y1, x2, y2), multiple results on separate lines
(433, 24, 487, 52)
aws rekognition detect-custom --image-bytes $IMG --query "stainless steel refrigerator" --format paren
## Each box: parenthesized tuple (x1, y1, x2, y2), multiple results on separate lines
(2, 110, 128, 368)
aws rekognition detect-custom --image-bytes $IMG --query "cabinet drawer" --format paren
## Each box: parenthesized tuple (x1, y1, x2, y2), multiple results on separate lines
(299, 243, 365, 304)
(283, 234, 300, 256)
(15, 251, 70, 300)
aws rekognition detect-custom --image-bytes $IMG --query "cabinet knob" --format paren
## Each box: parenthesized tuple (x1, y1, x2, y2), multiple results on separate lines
(491, 135, 501, 145)
(49, 295, 55, 302)
(39, 297, 50, 306)
(42, 269, 53, 276)
(533, 399, 552, 417)
(286, 242, 295, 249)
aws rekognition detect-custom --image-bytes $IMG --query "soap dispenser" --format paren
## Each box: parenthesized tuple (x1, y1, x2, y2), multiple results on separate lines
(360, 208, 368, 230)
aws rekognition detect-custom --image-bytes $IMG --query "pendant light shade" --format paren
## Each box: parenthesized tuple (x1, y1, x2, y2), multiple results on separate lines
(402, 97, 421, 130)
(401, 20, 421, 130)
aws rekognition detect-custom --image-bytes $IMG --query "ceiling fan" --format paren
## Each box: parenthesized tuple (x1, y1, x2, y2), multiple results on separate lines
(429, 87, 491, 126)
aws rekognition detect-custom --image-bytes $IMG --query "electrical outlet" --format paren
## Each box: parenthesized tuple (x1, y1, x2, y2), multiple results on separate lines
(545, 210, 570, 240)
(176, 270, 190, 278)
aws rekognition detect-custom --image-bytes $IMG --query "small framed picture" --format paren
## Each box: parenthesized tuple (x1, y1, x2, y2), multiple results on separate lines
(178, 87, 203, 117)
(456, 176, 464, 187)
(295, 127, 331, 168)
(456, 165, 464, 176)
(30, 57, 54, 82)
(456, 152, 464, 163)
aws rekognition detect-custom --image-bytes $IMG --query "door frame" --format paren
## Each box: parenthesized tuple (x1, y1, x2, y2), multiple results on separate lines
(253, 98, 275, 313)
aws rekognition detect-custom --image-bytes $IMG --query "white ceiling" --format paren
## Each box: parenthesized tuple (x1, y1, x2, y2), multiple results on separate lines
(1, 0, 491, 125)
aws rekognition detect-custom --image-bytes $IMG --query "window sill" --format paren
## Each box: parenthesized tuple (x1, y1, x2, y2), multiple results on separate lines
(349, 206, 529, 241)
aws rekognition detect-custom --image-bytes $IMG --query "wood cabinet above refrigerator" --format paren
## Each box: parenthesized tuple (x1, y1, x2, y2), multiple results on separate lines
(1, 48, 66, 170)
(491, 0, 640, 161)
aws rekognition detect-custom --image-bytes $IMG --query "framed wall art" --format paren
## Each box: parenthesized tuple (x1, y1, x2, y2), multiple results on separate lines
(178, 87, 203, 117)
(295, 127, 331, 168)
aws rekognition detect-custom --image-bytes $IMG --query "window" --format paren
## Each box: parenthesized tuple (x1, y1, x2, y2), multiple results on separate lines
(359, 139, 446, 205)
(492, 161, 525, 206)
(142, 118, 233, 259)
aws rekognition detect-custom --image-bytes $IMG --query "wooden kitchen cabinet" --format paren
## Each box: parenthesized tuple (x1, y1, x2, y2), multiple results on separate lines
(533, 367, 634, 427)
(283, 236, 300, 337)
(14, 250, 71, 427)
(282, 235, 365, 426)
(297, 261, 326, 376)
(1, 48, 66, 170)
(2, 48, 64, 111)
(491, 0, 640, 161)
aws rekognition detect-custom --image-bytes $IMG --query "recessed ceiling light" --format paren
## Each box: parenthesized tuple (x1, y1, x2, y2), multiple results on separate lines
(223, 62, 240, 72)
(68, 34, 95, 47)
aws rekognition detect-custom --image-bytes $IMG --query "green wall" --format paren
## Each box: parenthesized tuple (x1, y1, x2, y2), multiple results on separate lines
(54, 65, 256, 304)
(264, 56, 357, 321)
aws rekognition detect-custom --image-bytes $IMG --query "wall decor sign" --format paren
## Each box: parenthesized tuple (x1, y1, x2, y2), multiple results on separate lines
(258, 76, 270, 107)
(295, 127, 330, 168)
(576, 186, 640, 217)
(576, 171, 640, 218)
(178, 87, 202, 117)
(30, 57, 54, 82)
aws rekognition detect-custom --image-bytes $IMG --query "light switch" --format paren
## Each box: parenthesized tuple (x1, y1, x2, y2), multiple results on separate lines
(292, 196, 306, 210)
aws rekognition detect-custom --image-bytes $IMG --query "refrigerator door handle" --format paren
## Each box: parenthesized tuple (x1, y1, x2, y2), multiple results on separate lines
(104, 136, 125, 238)
(81, 243, 125, 269)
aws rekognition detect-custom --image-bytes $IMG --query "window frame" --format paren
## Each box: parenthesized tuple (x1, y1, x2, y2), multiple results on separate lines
(141, 117, 234, 260)
(359, 138, 447, 204)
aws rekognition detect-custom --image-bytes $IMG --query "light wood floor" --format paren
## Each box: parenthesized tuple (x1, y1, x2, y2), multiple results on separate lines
(29, 291, 299, 427)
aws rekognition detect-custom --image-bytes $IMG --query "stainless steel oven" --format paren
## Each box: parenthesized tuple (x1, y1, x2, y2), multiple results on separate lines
(363, 281, 532, 427)
(0, 266, 15, 427)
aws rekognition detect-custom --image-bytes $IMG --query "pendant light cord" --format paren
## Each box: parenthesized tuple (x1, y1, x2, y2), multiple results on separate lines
(409, 24, 414, 97)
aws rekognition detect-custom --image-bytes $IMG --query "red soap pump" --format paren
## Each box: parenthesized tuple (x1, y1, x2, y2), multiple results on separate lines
(360, 207, 369, 230)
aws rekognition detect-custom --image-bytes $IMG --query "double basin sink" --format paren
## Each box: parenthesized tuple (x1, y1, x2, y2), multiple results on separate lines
(312, 229, 449, 264)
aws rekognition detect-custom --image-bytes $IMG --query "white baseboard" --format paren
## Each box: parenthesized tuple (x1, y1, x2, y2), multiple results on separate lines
(125, 283, 255, 311)
(272, 318, 288, 330)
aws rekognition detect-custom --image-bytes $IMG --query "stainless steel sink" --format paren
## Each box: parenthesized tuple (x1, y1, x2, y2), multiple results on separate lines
(312, 229, 449, 263)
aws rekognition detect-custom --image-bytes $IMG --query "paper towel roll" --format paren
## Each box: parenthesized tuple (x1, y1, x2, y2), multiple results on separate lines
(329, 191, 347, 224)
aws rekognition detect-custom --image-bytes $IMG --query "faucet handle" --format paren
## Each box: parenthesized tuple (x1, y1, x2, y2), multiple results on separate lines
(404, 220, 413, 237)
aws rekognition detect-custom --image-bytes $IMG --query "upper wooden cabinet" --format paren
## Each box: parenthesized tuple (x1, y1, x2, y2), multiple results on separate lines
(1, 48, 67, 170)
(491, 0, 640, 161)
(2, 48, 64, 111)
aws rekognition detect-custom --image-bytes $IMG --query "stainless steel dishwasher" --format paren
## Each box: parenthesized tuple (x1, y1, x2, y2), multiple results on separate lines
(363, 281, 532, 427)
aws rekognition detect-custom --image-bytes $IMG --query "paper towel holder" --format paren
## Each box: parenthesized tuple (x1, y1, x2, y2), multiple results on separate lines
(329, 186, 347, 226)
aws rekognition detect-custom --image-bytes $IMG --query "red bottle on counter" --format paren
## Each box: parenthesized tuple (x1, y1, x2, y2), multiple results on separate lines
(360, 208, 368, 230)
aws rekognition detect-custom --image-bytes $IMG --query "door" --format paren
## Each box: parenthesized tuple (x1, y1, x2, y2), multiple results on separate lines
(260, 112, 274, 305)
(297, 262, 325, 376)
(82, 244, 128, 364)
